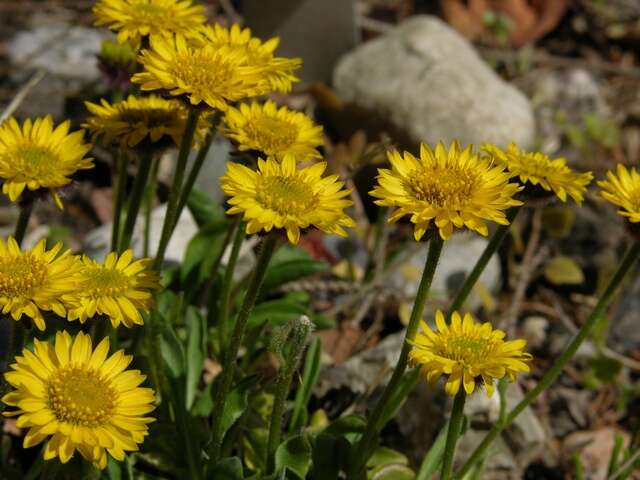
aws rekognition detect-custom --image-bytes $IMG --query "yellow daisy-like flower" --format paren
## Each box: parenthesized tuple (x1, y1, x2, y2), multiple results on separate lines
(0, 116, 93, 209)
(66, 250, 160, 328)
(222, 101, 323, 159)
(84, 94, 209, 149)
(370, 142, 522, 241)
(2, 331, 155, 469)
(220, 154, 354, 244)
(409, 310, 532, 397)
(598, 164, 640, 223)
(93, 0, 206, 49)
(0, 237, 80, 331)
(200, 24, 301, 94)
(132, 34, 269, 111)
(483, 142, 593, 204)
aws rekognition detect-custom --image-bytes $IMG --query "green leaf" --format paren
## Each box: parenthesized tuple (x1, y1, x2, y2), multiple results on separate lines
(187, 187, 225, 227)
(191, 382, 214, 417)
(416, 421, 448, 480)
(181, 221, 227, 283)
(247, 300, 308, 330)
(544, 256, 584, 285)
(325, 414, 367, 444)
(185, 307, 206, 409)
(262, 246, 327, 292)
(243, 428, 269, 473)
(542, 206, 575, 239)
(275, 434, 312, 479)
(370, 464, 415, 480)
(368, 448, 409, 469)
(290, 337, 322, 431)
(160, 324, 185, 378)
(208, 457, 244, 480)
(588, 355, 622, 384)
(379, 370, 419, 428)
(221, 376, 258, 437)
(309, 433, 340, 480)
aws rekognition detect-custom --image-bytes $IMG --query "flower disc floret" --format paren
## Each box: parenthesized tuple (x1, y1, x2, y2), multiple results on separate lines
(132, 34, 268, 111)
(66, 250, 160, 328)
(370, 142, 522, 241)
(222, 101, 323, 158)
(598, 164, 640, 223)
(483, 142, 593, 204)
(2, 331, 155, 469)
(220, 155, 354, 244)
(409, 311, 532, 396)
(0, 116, 93, 208)
(0, 238, 80, 330)
(84, 95, 209, 149)
(93, 0, 206, 48)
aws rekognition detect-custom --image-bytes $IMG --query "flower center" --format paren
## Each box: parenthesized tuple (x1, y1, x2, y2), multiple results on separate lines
(171, 51, 236, 94)
(129, 2, 172, 23)
(407, 168, 477, 207)
(256, 176, 317, 215)
(48, 366, 116, 427)
(244, 116, 299, 153)
(84, 266, 131, 297)
(6, 145, 59, 179)
(440, 334, 496, 366)
(0, 254, 48, 298)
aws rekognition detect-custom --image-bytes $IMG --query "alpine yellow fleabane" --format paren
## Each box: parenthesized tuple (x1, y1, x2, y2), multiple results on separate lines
(0, 116, 93, 209)
(370, 142, 522, 241)
(2, 331, 155, 469)
(132, 34, 268, 111)
(483, 142, 593, 204)
(84, 95, 209, 149)
(0, 238, 80, 331)
(409, 310, 532, 396)
(598, 164, 640, 223)
(66, 250, 159, 328)
(222, 101, 323, 159)
(220, 155, 354, 244)
(93, 0, 206, 48)
(200, 24, 301, 94)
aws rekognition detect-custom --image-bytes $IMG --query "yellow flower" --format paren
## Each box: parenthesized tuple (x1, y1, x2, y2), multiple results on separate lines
(222, 101, 323, 159)
(221, 155, 354, 244)
(483, 142, 593, 204)
(409, 310, 532, 396)
(200, 24, 301, 94)
(67, 250, 160, 328)
(84, 94, 209, 149)
(132, 34, 268, 111)
(370, 142, 522, 241)
(0, 116, 93, 209)
(598, 164, 640, 223)
(0, 238, 79, 331)
(2, 331, 155, 469)
(93, 0, 206, 49)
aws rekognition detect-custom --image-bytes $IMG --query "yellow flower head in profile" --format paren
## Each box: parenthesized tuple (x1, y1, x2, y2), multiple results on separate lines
(93, 0, 206, 48)
(0, 238, 80, 331)
(0, 116, 93, 209)
(200, 24, 301, 94)
(409, 311, 532, 397)
(67, 250, 160, 328)
(370, 142, 522, 241)
(132, 34, 271, 111)
(2, 331, 155, 469)
(84, 95, 209, 149)
(598, 164, 640, 223)
(222, 101, 323, 159)
(483, 143, 593, 204)
(221, 155, 354, 244)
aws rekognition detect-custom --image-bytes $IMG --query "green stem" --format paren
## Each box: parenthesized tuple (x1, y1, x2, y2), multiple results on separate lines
(143, 156, 159, 257)
(448, 205, 521, 315)
(441, 391, 466, 480)
(219, 221, 245, 359)
(202, 217, 240, 310)
(111, 151, 128, 251)
(350, 236, 444, 477)
(13, 201, 33, 246)
(118, 152, 154, 253)
(207, 232, 280, 467)
(173, 112, 221, 231)
(455, 239, 640, 479)
(170, 378, 202, 480)
(153, 108, 201, 269)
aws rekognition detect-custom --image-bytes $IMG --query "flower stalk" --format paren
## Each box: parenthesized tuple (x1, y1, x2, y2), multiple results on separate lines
(13, 201, 33, 247)
(350, 235, 444, 477)
(218, 221, 245, 359)
(441, 391, 466, 480)
(118, 151, 154, 252)
(111, 151, 128, 251)
(455, 239, 640, 478)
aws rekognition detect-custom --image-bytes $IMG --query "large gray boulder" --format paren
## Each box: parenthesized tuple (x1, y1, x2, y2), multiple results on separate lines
(334, 16, 535, 148)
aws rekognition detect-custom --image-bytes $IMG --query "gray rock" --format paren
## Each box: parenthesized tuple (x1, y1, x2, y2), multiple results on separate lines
(609, 269, 640, 354)
(333, 16, 535, 148)
(386, 232, 501, 313)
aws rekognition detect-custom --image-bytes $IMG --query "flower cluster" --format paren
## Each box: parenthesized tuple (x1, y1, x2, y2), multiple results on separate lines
(0, 238, 159, 331)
